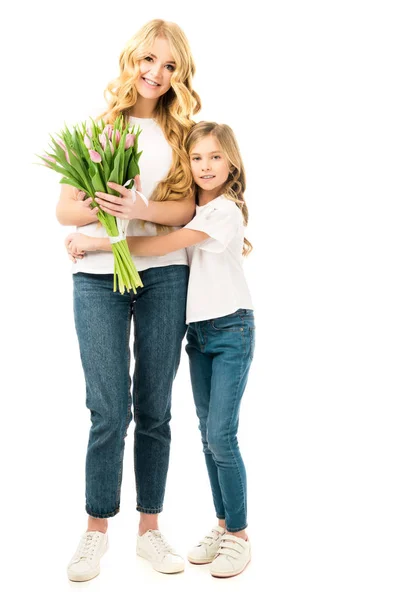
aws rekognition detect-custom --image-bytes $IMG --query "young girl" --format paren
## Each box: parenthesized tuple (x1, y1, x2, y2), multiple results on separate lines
(60, 19, 201, 581)
(66, 121, 255, 579)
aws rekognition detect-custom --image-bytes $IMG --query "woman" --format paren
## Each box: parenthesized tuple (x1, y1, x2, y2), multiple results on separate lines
(59, 19, 201, 581)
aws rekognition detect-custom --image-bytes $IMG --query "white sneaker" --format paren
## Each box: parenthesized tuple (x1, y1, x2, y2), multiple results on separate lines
(210, 533, 251, 578)
(67, 531, 108, 582)
(187, 525, 226, 564)
(136, 529, 185, 574)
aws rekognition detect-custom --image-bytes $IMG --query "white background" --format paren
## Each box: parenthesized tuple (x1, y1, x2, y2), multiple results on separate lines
(2, 1, 399, 598)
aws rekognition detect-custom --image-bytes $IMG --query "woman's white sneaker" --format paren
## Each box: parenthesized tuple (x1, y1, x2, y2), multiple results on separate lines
(67, 531, 108, 582)
(187, 525, 226, 564)
(209, 534, 251, 578)
(136, 530, 185, 574)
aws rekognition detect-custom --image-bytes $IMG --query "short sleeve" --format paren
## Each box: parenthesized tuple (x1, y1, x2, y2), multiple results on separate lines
(184, 202, 241, 253)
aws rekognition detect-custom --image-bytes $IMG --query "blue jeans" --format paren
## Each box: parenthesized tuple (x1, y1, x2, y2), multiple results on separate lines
(185, 309, 255, 532)
(73, 266, 189, 518)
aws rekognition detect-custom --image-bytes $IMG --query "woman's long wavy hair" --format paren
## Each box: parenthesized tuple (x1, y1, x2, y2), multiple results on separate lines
(97, 19, 201, 227)
(185, 122, 253, 256)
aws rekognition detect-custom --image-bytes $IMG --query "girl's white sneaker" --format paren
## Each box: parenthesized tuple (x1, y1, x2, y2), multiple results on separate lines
(209, 533, 251, 578)
(136, 529, 185, 574)
(67, 531, 108, 582)
(187, 525, 226, 564)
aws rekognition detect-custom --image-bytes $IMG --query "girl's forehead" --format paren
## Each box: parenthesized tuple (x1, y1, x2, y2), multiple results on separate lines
(191, 135, 222, 154)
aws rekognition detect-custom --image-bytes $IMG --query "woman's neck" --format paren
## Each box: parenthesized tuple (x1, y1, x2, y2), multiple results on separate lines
(128, 95, 158, 118)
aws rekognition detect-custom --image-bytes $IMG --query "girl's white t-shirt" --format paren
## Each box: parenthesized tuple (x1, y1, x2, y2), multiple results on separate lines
(184, 196, 253, 324)
(72, 116, 188, 274)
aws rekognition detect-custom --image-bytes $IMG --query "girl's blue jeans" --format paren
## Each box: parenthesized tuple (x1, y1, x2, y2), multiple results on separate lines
(73, 266, 189, 518)
(185, 309, 255, 532)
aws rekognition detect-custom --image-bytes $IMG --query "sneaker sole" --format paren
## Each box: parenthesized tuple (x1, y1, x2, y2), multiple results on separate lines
(210, 557, 251, 578)
(68, 566, 100, 582)
(188, 557, 215, 565)
(136, 549, 185, 574)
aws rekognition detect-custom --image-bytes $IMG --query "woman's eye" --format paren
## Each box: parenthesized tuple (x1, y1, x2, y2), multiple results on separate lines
(165, 64, 175, 72)
(191, 157, 200, 161)
(212, 155, 221, 159)
(144, 56, 153, 62)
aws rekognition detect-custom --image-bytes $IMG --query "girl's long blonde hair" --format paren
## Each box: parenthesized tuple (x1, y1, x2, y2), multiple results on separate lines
(98, 19, 201, 218)
(185, 122, 253, 256)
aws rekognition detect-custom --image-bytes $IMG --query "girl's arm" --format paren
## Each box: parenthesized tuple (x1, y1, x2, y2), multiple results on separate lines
(56, 184, 99, 226)
(95, 181, 196, 226)
(66, 227, 209, 258)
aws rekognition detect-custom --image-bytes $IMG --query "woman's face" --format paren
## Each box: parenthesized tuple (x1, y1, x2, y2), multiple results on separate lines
(189, 135, 230, 194)
(136, 37, 176, 100)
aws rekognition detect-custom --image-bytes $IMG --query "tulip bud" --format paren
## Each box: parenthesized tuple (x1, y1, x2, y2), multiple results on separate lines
(89, 150, 102, 163)
(125, 134, 135, 149)
(42, 154, 56, 164)
(86, 126, 93, 138)
(99, 133, 107, 151)
(57, 139, 67, 151)
(65, 150, 71, 164)
(115, 130, 121, 145)
(103, 124, 113, 139)
(84, 134, 92, 149)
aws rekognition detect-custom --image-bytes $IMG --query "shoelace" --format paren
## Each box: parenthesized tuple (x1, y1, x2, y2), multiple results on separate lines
(76, 532, 100, 561)
(200, 528, 224, 546)
(148, 530, 176, 555)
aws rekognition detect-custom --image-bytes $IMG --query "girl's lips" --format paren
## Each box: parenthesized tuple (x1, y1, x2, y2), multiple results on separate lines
(142, 77, 161, 87)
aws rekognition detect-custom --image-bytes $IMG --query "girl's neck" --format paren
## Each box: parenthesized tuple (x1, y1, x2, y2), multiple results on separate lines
(197, 187, 224, 206)
(129, 95, 158, 119)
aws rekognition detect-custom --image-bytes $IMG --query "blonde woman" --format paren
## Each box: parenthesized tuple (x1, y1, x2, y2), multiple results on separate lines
(60, 20, 200, 581)
(67, 122, 255, 579)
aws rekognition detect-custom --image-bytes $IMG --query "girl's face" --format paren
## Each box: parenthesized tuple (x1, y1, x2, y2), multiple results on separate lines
(136, 37, 176, 99)
(189, 135, 230, 194)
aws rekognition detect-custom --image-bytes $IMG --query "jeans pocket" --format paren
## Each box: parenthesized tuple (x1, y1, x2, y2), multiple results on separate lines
(211, 312, 244, 332)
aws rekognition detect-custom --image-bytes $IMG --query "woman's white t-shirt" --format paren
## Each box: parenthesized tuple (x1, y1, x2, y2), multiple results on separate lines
(72, 116, 188, 274)
(184, 196, 253, 324)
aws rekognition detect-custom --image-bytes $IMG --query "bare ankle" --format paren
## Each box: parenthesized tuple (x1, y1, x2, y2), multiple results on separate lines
(138, 514, 159, 536)
(87, 517, 108, 534)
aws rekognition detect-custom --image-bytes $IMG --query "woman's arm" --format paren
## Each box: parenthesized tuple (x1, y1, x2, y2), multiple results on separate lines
(95, 181, 196, 227)
(66, 227, 209, 257)
(56, 184, 99, 226)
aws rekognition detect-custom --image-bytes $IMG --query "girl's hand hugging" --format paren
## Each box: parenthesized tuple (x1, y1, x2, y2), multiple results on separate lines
(65, 233, 99, 262)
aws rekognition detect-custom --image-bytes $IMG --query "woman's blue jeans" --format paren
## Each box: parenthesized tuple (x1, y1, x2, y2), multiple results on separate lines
(73, 266, 189, 518)
(185, 309, 255, 532)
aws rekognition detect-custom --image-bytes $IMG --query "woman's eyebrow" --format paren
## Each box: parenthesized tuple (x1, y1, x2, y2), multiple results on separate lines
(149, 53, 176, 64)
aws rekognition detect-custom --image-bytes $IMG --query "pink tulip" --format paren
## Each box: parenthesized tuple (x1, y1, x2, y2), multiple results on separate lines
(115, 130, 121, 145)
(86, 126, 93, 138)
(109, 141, 114, 155)
(125, 134, 135, 149)
(103, 124, 113, 139)
(57, 139, 67, 151)
(65, 150, 71, 164)
(84, 134, 92, 149)
(99, 133, 107, 151)
(42, 153, 56, 164)
(89, 150, 102, 163)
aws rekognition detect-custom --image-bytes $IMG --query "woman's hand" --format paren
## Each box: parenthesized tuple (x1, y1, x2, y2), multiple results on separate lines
(95, 175, 146, 220)
(65, 233, 99, 262)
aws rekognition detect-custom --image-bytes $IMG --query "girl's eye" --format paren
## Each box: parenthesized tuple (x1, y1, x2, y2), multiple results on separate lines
(191, 157, 200, 161)
(165, 64, 175, 72)
(212, 155, 221, 159)
(144, 56, 153, 62)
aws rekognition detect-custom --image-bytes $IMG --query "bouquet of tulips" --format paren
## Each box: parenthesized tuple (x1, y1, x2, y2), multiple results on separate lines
(40, 116, 143, 294)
